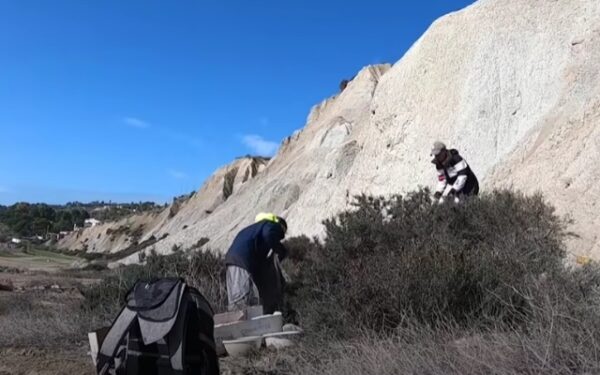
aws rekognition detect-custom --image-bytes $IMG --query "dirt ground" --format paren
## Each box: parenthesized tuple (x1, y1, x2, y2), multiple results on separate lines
(0, 249, 246, 375)
(0, 347, 259, 375)
(0, 347, 93, 375)
(0, 286, 97, 375)
(0, 248, 102, 375)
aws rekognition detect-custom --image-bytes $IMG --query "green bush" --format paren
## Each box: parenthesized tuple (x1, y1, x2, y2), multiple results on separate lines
(285, 189, 570, 337)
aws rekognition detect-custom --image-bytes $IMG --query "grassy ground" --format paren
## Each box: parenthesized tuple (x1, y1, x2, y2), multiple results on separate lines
(0, 246, 82, 272)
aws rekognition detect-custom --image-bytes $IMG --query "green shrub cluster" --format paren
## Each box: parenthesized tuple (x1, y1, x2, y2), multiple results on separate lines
(284, 189, 583, 337)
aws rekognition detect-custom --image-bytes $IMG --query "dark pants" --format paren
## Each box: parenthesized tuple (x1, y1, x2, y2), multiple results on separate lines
(462, 177, 479, 196)
(252, 256, 285, 315)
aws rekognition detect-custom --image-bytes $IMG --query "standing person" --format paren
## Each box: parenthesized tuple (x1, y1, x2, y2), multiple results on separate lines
(431, 141, 479, 203)
(224, 213, 288, 314)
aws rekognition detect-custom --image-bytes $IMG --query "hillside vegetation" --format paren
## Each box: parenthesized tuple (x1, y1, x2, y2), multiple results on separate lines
(0, 201, 163, 238)
(73, 189, 600, 374)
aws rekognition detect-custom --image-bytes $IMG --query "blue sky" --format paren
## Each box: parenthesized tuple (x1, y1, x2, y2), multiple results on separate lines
(0, 0, 475, 205)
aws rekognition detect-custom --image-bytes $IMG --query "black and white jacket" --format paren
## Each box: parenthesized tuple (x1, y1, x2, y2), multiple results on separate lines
(434, 149, 479, 197)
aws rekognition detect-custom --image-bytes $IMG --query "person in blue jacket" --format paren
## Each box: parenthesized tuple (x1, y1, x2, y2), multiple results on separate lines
(225, 213, 288, 314)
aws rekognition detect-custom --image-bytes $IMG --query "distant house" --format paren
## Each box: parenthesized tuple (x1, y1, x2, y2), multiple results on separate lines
(84, 218, 102, 228)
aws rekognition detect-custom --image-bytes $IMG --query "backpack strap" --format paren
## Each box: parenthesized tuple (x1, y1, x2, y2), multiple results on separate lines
(187, 288, 220, 375)
(96, 307, 137, 375)
(156, 337, 175, 375)
(167, 295, 188, 372)
(166, 287, 219, 374)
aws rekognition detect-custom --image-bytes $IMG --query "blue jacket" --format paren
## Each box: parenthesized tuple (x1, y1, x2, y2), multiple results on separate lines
(225, 220, 287, 275)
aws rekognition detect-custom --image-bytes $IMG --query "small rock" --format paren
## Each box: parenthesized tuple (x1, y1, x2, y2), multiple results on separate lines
(265, 337, 295, 349)
(0, 281, 14, 292)
(282, 323, 303, 333)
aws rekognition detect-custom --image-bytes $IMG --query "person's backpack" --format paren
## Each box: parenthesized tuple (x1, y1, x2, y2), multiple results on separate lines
(95, 278, 219, 375)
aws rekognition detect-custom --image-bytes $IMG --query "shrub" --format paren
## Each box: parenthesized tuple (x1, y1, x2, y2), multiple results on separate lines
(81, 248, 227, 321)
(286, 189, 570, 337)
(243, 230, 600, 374)
(268, 264, 600, 375)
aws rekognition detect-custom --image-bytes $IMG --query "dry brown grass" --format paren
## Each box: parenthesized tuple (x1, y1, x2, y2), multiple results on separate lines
(0, 281, 99, 374)
(225, 320, 600, 375)
(0, 347, 93, 375)
(0, 290, 97, 349)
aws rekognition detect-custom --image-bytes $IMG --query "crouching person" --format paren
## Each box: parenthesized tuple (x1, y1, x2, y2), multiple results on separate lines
(431, 141, 479, 203)
(225, 213, 288, 314)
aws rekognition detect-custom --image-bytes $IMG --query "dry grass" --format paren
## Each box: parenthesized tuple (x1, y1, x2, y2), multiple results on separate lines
(0, 290, 97, 349)
(227, 321, 600, 375)
(0, 347, 93, 375)
(0, 280, 99, 374)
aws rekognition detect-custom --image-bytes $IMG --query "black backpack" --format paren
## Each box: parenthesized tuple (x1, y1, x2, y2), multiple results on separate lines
(95, 278, 219, 375)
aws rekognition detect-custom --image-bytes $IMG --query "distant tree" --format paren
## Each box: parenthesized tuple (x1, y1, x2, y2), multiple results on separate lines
(0, 200, 163, 235)
(0, 223, 12, 242)
(32, 217, 52, 235)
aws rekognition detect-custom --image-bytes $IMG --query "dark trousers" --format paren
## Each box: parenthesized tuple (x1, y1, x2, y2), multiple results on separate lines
(462, 177, 479, 196)
(252, 256, 285, 315)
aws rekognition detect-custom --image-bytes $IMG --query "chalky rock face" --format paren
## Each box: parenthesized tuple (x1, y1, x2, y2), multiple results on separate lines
(60, 0, 600, 262)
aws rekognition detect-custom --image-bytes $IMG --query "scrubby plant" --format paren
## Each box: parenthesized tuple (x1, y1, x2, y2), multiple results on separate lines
(81, 248, 227, 321)
(284, 189, 576, 337)
(80, 189, 600, 374)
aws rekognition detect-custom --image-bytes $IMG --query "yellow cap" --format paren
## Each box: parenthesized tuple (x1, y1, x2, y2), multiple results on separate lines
(255, 212, 279, 223)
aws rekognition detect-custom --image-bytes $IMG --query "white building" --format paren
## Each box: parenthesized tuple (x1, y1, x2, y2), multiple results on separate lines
(84, 218, 102, 228)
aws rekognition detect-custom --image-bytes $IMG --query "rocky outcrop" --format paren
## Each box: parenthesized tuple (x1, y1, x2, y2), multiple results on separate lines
(60, 0, 600, 263)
